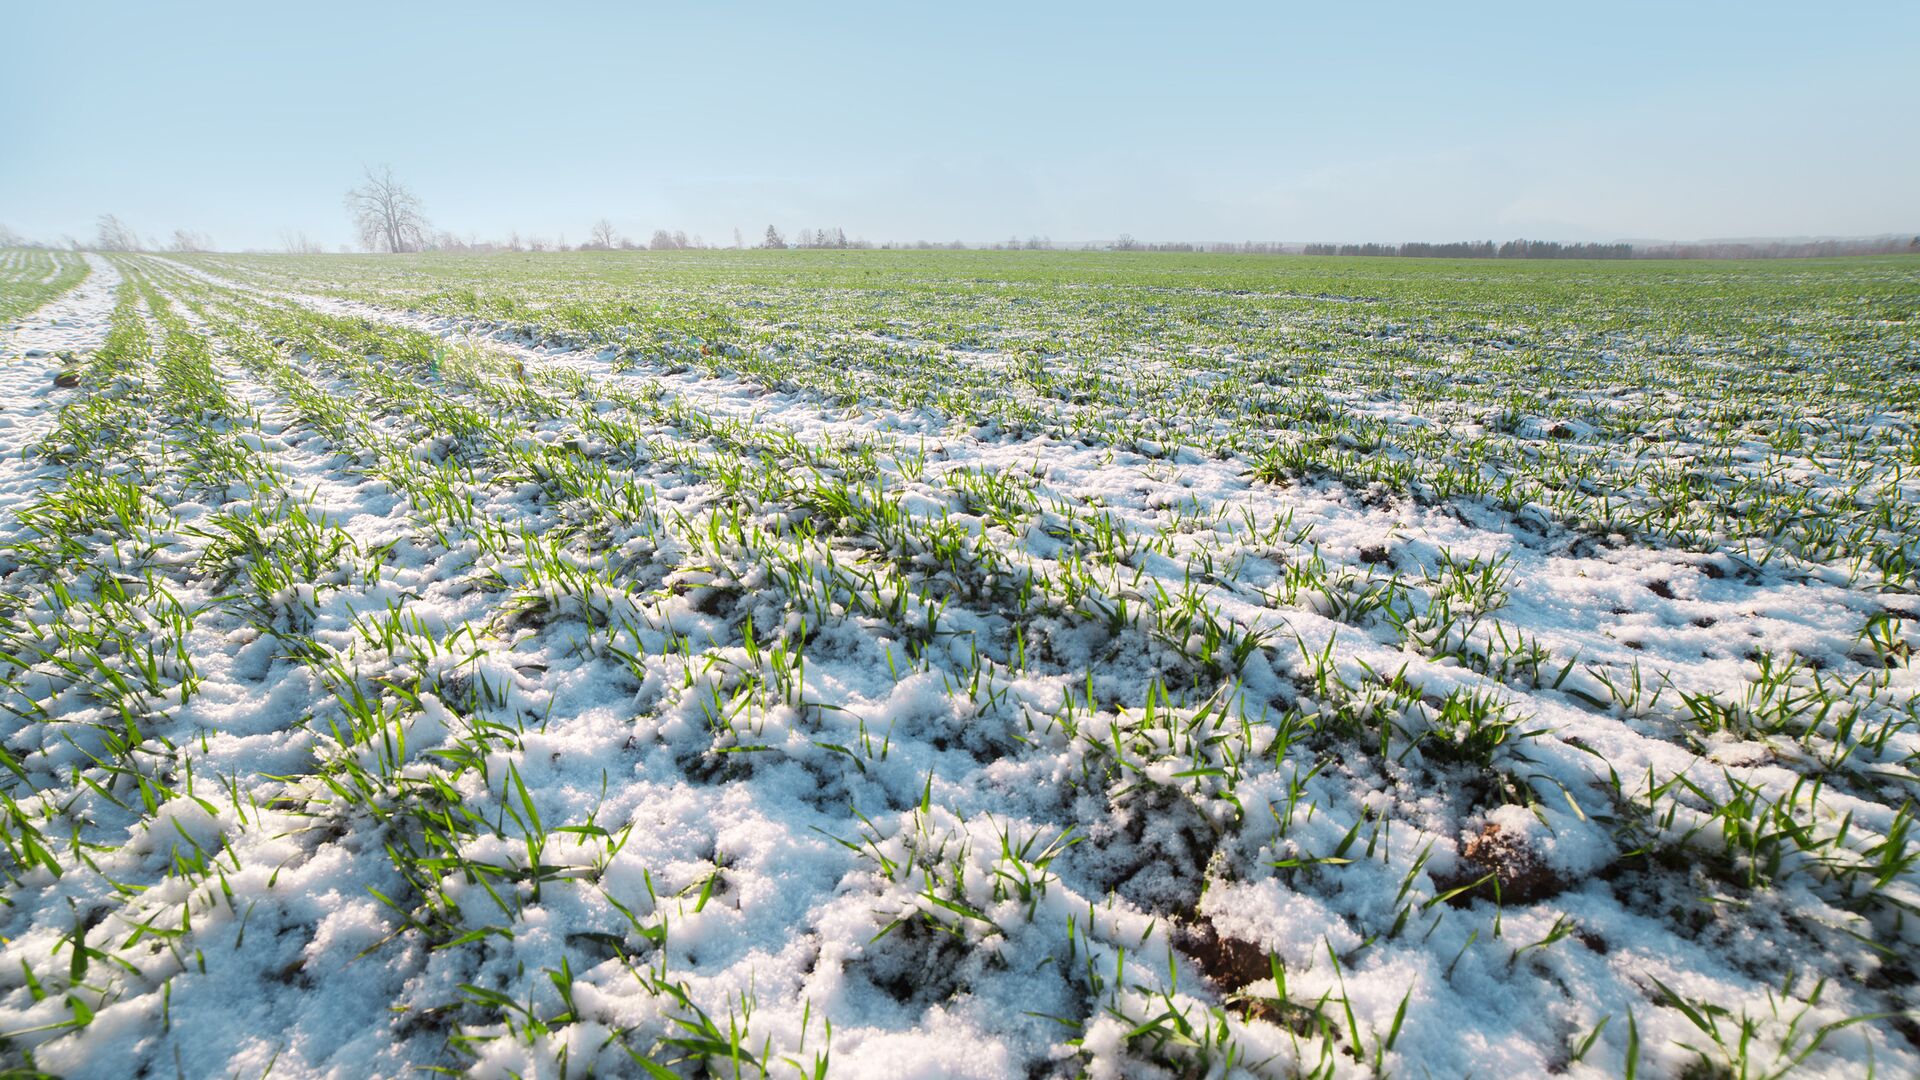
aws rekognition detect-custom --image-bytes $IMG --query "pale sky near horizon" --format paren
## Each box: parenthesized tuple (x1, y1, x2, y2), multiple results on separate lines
(2, 1, 1914, 251)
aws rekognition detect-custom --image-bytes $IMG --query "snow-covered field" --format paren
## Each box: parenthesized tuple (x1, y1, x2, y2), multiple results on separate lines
(0, 249, 1915, 1077)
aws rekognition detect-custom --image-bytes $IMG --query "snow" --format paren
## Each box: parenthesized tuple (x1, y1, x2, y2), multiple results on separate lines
(0, 251, 1912, 1077)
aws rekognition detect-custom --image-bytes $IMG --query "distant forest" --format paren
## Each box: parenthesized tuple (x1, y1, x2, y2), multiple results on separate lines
(10, 214, 1917, 261)
(1296, 237, 1920, 260)
(1304, 240, 1632, 259)
(1096, 235, 1918, 258)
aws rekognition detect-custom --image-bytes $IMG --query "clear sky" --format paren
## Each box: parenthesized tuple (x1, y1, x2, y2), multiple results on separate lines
(3, 1, 1913, 250)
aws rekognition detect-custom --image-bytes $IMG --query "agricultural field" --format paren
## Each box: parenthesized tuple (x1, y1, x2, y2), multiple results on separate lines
(0, 247, 1915, 1078)
(0, 251, 90, 327)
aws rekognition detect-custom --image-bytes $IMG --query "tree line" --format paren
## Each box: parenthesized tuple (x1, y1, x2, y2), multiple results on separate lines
(757, 226, 870, 249)
(0, 215, 215, 253)
(7, 165, 1915, 260)
(1301, 240, 1634, 259)
(1634, 237, 1920, 259)
(1293, 237, 1920, 259)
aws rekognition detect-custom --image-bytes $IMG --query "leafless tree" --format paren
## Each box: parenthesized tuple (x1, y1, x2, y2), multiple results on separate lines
(344, 166, 429, 253)
(95, 214, 141, 252)
(170, 228, 213, 252)
(588, 219, 618, 249)
(279, 230, 324, 255)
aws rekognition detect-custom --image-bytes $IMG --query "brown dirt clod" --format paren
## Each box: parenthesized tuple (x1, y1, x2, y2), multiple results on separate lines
(1445, 822, 1566, 905)
(1172, 916, 1272, 991)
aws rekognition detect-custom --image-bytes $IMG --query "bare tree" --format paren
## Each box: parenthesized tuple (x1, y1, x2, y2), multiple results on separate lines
(0, 224, 21, 247)
(588, 219, 618, 249)
(170, 228, 212, 252)
(95, 214, 141, 252)
(280, 230, 324, 255)
(763, 225, 786, 249)
(344, 166, 429, 253)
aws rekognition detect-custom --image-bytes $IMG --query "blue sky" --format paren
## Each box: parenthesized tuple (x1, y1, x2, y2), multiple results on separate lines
(3, 2, 1913, 250)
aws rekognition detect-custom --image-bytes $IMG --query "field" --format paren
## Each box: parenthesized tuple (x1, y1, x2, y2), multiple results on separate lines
(0, 247, 1915, 1077)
